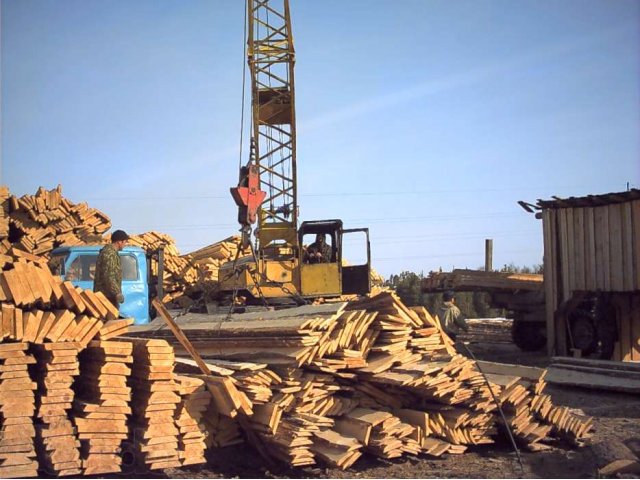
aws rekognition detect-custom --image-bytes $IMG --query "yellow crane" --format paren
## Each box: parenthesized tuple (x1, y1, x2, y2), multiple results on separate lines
(219, 0, 371, 306)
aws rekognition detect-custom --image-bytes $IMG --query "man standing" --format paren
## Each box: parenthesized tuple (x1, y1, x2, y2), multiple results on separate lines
(439, 290, 469, 341)
(94, 229, 129, 309)
(305, 233, 332, 264)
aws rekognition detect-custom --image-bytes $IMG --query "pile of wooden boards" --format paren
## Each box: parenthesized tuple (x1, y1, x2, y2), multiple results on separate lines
(74, 340, 133, 475)
(174, 375, 211, 466)
(33, 342, 82, 476)
(185, 235, 246, 283)
(130, 291, 594, 471)
(0, 186, 110, 256)
(422, 269, 544, 292)
(0, 343, 38, 479)
(544, 356, 640, 394)
(125, 231, 199, 304)
(129, 338, 182, 470)
(457, 318, 513, 344)
(0, 187, 9, 239)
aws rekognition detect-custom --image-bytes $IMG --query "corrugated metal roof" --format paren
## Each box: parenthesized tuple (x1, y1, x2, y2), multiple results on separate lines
(520, 189, 640, 211)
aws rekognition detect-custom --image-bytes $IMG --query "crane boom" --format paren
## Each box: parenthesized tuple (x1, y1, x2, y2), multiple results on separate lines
(248, 0, 298, 252)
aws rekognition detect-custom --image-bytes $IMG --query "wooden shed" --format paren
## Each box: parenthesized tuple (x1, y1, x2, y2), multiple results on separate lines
(529, 189, 640, 361)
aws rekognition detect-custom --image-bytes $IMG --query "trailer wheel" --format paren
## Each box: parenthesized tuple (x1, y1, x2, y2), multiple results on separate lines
(568, 310, 597, 356)
(511, 319, 546, 351)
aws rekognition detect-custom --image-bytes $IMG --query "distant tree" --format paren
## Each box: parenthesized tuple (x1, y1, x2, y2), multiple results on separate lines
(499, 262, 543, 274)
(386, 271, 424, 306)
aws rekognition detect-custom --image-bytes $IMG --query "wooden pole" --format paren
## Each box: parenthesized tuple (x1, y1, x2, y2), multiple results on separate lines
(151, 298, 211, 375)
(485, 239, 493, 272)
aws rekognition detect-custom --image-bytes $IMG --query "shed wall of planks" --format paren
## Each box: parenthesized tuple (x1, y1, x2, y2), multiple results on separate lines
(542, 199, 639, 360)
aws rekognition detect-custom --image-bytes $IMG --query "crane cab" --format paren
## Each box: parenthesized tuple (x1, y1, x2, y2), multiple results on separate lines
(299, 220, 371, 298)
(218, 220, 371, 304)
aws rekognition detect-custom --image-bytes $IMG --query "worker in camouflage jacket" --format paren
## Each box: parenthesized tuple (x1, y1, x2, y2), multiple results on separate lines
(438, 290, 469, 341)
(94, 229, 129, 309)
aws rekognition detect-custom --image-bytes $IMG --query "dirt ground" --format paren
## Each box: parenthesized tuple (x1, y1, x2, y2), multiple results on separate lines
(155, 342, 640, 479)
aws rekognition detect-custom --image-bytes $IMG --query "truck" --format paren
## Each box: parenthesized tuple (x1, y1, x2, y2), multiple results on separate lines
(47, 245, 164, 325)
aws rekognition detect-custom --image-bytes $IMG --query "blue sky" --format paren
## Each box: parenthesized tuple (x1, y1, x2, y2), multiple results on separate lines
(1, 0, 639, 277)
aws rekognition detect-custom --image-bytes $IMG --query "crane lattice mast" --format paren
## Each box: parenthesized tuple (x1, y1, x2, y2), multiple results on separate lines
(248, 0, 298, 252)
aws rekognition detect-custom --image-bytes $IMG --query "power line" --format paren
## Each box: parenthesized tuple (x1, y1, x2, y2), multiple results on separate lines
(81, 184, 604, 201)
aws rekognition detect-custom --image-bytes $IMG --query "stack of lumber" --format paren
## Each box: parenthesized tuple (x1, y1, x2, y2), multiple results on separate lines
(0, 343, 38, 479)
(74, 340, 133, 474)
(174, 375, 210, 466)
(32, 342, 82, 476)
(130, 303, 353, 367)
(311, 427, 363, 469)
(0, 186, 9, 238)
(129, 339, 182, 470)
(457, 318, 513, 344)
(125, 231, 198, 302)
(185, 236, 247, 283)
(0, 186, 110, 256)
(128, 291, 594, 470)
(422, 269, 543, 293)
(545, 356, 640, 394)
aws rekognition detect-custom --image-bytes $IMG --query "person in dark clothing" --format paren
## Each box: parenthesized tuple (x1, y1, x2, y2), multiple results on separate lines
(94, 229, 129, 309)
(438, 290, 469, 341)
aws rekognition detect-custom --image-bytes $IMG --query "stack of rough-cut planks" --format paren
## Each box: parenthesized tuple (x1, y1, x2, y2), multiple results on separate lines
(129, 291, 594, 471)
(32, 342, 82, 476)
(0, 253, 129, 348)
(129, 338, 182, 470)
(0, 185, 110, 256)
(184, 235, 246, 283)
(125, 231, 199, 303)
(174, 375, 210, 466)
(456, 318, 513, 345)
(422, 268, 543, 292)
(0, 342, 38, 479)
(74, 340, 133, 474)
(131, 303, 355, 367)
(0, 186, 9, 238)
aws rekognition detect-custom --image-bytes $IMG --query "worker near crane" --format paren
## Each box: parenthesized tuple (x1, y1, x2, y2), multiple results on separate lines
(94, 229, 129, 309)
(439, 290, 469, 341)
(305, 233, 332, 264)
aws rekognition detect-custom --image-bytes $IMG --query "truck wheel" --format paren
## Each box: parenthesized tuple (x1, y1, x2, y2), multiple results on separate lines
(512, 320, 546, 351)
(568, 310, 597, 356)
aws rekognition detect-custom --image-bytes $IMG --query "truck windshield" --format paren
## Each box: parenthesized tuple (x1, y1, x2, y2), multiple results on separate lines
(65, 254, 139, 282)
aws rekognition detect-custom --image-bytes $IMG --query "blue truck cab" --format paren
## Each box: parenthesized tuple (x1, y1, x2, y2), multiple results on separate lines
(48, 245, 152, 325)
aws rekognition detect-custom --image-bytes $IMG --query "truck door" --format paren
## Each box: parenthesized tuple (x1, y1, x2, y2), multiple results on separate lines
(340, 228, 371, 295)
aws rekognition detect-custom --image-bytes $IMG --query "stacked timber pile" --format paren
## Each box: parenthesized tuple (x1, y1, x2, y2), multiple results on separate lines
(0, 186, 9, 238)
(185, 235, 246, 283)
(0, 185, 110, 256)
(422, 269, 543, 293)
(544, 357, 640, 394)
(32, 342, 82, 476)
(74, 340, 133, 475)
(0, 250, 131, 477)
(174, 375, 210, 466)
(0, 343, 38, 479)
(125, 232, 198, 304)
(130, 291, 593, 470)
(457, 318, 513, 344)
(129, 339, 182, 470)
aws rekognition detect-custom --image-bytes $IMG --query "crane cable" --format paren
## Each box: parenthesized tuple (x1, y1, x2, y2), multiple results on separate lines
(457, 341, 525, 477)
(238, 0, 248, 170)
